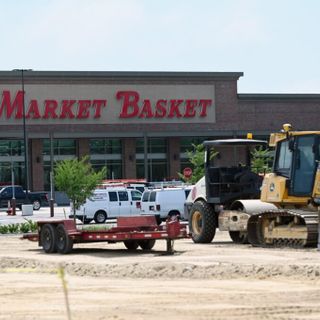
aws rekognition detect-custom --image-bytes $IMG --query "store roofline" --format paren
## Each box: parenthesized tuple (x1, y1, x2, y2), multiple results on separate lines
(0, 70, 243, 81)
(238, 93, 320, 101)
(0, 130, 272, 139)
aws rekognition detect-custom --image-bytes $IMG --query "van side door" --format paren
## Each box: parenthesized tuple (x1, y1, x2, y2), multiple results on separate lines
(107, 191, 120, 218)
(118, 190, 131, 216)
(130, 190, 142, 215)
(141, 191, 150, 213)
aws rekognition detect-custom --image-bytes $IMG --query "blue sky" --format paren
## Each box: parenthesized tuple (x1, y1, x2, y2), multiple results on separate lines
(1, 0, 319, 93)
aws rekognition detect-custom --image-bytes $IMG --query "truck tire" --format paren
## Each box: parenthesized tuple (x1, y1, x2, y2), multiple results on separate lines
(124, 240, 139, 250)
(189, 201, 216, 243)
(32, 199, 41, 211)
(94, 210, 107, 224)
(56, 224, 74, 254)
(138, 239, 156, 250)
(229, 231, 249, 244)
(40, 224, 57, 253)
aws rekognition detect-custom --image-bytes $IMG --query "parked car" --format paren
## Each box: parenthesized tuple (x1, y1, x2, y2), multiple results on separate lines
(0, 185, 48, 210)
(69, 187, 143, 224)
(140, 186, 193, 222)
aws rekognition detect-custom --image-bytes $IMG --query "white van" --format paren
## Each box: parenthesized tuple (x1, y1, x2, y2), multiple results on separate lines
(140, 187, 192, 222)
(70, 187, 143, 223)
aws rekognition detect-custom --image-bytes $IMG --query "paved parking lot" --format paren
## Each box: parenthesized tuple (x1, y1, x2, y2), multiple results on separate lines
(0, 206, 71, 225)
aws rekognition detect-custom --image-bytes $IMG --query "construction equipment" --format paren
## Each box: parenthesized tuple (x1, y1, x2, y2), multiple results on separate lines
(185, 138, 276, 244)
(247, 124, 320, 247)
(187, 124, 320, 248)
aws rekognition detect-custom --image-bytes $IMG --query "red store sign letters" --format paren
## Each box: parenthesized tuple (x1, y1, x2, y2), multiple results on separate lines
(0, 90, 213, 120)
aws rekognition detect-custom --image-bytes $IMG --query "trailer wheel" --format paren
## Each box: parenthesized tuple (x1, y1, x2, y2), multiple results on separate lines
(123, 240, 139, 250)
(189, 201, 216, 243)
(40, 224, 57, 253)
(138, 239, 156, 250)
(56, 224, 74, 254)
(155, 215, 162, 225)
(168, 211, 180, 220)
(94, 210, 107, 224)
(32, 199, 41, 211)
(229, 231, 249, 244)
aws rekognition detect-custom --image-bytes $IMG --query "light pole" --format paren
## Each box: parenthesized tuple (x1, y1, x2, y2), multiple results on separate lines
(13, 69, 32, 195)
(11, 157, 16, 215)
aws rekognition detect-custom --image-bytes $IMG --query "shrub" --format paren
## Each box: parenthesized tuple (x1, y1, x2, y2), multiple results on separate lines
(24, 219, 38, 232)
(7, 223, 20, 233)
(0, 225, 9, 234)
(19, 222, 31, 233)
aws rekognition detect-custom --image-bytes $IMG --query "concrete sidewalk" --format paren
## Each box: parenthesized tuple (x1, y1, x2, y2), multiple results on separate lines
(0, 206, 71, 225)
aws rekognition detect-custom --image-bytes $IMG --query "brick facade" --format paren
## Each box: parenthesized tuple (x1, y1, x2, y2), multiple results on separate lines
(122, 138, 137, 179)
(168, 137, 181, 179)
(0, 71, 319, 190)
(30, 139, 43, 190)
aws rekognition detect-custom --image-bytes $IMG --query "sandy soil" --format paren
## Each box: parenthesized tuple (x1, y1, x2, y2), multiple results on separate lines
(1, 231, 320, 320)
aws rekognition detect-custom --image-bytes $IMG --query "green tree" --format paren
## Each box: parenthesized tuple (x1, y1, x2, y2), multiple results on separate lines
(55, 156, 106, 216)
(178, 143, 218, 184)
(250, 146, 273, 174)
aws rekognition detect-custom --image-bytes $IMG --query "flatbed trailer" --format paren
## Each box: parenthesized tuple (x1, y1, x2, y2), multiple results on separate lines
(22, 215, 188, 254)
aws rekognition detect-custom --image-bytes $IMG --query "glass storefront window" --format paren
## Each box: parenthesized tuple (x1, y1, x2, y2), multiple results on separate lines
(136, 138, 167, 154)
(179, 137, 209, 172)
(0, 140, 25, 186)
(42, 139, 77, 190)
(0, 140, 24, 156)
(136, 138, 168, 181)
(0, 161, 25, 186)
(43, 139, 76, 156)
(136, 159, 168, 181)
(89, 139, 122, 180)
(149, 138, 167, 153)
(136, 139, 145, 154)
(90, 139, 122, 154)
(90, 160, 121, 180)
(180, 137, 208, 154)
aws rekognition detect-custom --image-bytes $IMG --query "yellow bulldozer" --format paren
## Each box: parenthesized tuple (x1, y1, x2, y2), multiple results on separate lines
(247, 124, 320, 248)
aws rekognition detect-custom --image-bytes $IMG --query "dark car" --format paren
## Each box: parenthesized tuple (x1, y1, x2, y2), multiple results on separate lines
(0, 185, 48, 210)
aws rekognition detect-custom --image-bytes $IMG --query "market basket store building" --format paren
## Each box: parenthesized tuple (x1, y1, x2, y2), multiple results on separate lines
(0, 71, 320, 191)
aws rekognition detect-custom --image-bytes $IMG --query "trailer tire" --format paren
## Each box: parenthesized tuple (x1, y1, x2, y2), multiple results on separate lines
(94, 210, 107, 224)
(56, 224, 73, 254)
(138, 239, 156, 250)
(155, 215, 162, 225)
(168, 210, 180, 220)
(189, 201, 216, 243)
(40, 224, 57, 253)
(229, 231, 249, 244)
(32, 199, 41, 211)
(123, 240, 139, 250)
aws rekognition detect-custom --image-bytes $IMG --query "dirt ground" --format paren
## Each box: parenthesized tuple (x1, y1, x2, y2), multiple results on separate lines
(1, 231, 320, 320)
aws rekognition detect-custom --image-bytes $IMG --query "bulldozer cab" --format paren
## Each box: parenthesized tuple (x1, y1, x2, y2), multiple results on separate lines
(204, 139, 268, 206)
(274, 134, 320, 197)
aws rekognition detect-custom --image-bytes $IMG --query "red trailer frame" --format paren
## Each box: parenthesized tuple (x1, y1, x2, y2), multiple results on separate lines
(23, 215, 188, 254)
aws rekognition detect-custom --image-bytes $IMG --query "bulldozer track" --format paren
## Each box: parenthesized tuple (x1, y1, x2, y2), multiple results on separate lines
(247, 209, 319, 248)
